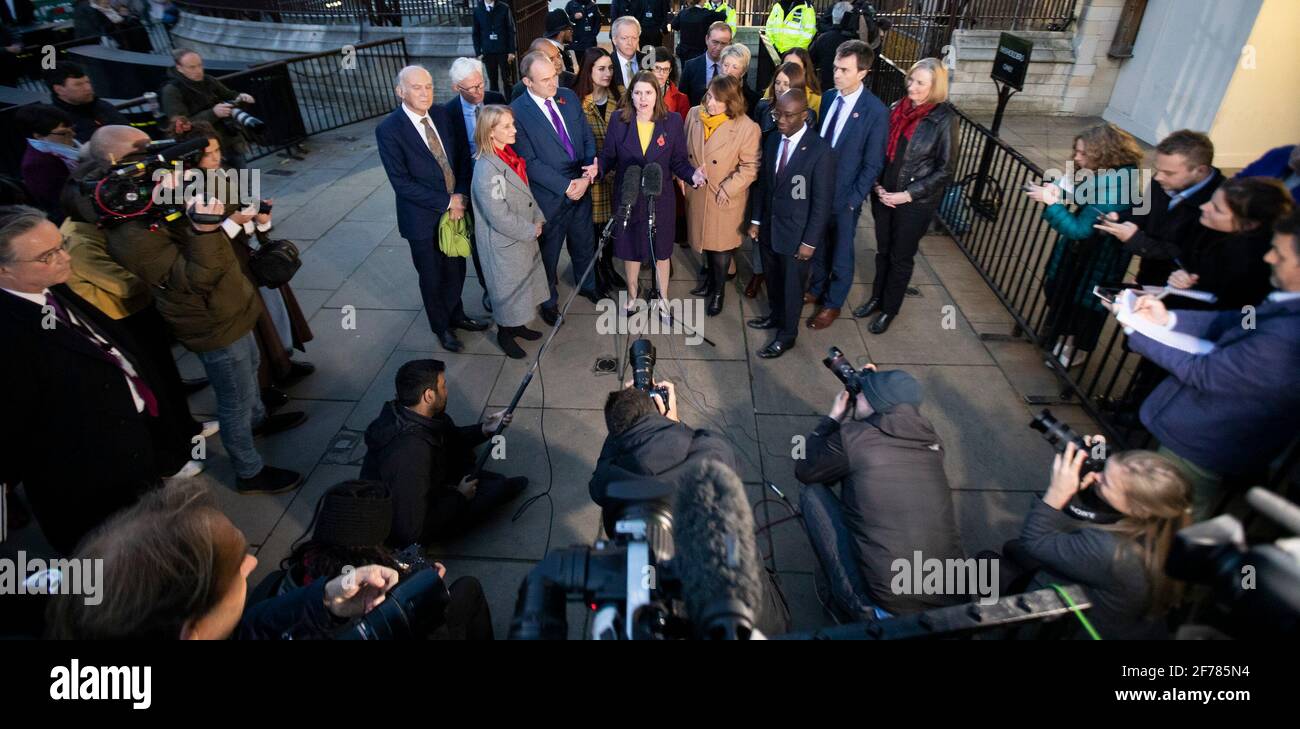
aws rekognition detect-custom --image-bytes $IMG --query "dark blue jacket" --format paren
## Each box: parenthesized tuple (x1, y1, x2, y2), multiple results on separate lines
(442, 90, 506, 178)
(1237, 145, 1299, 200)
(472, 0, 516, 57)
(815, 85, 889, 211)
(1132, 294, 1300, 475)
(750, 126, 835, 256)
(375, 105, 471, 241)
(566, 0, 602, 51)
(509, 87, 597, 219)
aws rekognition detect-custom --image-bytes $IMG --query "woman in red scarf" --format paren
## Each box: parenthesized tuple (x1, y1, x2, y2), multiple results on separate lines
(470, 105, 549, 358)
(854, 58, 958, 335)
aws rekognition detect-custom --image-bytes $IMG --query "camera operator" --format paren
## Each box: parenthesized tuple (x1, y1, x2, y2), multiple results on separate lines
(46, 482, 400, 640)
(589, 380, 738, 511)
(78, 125, 307, 495)
(795, 367, 964, 620)
(1003, 440, 1192, 639)
(161, 49, 256, 167)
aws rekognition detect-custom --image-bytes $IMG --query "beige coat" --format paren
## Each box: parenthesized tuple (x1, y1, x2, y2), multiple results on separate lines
(683, 106, 761, 253)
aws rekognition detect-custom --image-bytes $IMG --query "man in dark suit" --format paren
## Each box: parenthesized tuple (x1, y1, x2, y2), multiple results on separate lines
(472, 0, 516, 93)
(608, 15, 643, 97)
(444, 57, 506, 312)
(747, 90, 835, 359)
(566, 0, 603, 55)
(680, 21, 733, 106)
(511, 50, 603, 325)
(376, 65, 487, 353)
(806, 40, 888, 330)
(510, 37, 578, 102)
(0, 206, 161, 554)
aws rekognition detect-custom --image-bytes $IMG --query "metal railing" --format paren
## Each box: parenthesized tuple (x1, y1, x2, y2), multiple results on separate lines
(735, 0, 1076, 32)
(173, 0, 472, 26)
(10, 19, 176, 94)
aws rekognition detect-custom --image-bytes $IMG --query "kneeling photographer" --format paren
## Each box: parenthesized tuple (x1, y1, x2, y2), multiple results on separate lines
(1005, 420, 1193, 639)
(589, 341, 738, 515)
(795, 350, 965, 621)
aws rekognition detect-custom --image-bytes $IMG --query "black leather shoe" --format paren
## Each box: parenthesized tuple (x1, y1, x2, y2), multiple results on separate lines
(182, 377, 210, 395)
(746, 315, 777, 330)
(261, 386, 290, 412)
(438, 331, 464, 352)
(236, 465, 303, 495)
(539, 305, 559, 326)
(690, 277, 712, 296)
(253, 411, 308, 437)
(758, 340, 790, 358)
(482, 292, 493, 313)
(852, 297, 881, 319)
(868, 312, 895, 335)
(706, 291, 723, 316)
(452, 317, 489, 332)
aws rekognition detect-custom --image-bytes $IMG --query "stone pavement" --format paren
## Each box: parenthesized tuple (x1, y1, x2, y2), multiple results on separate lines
(6, 116, 1102, 639)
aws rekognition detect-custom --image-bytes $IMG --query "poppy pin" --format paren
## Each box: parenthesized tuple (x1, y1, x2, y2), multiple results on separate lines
(656, 134, 666, 147)
(556, 96, 566, 105)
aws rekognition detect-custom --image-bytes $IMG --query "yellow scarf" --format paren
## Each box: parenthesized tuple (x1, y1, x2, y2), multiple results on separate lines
(699, 109, 729, 141)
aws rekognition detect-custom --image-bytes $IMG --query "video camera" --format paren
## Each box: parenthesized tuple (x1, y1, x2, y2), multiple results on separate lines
(1029, 409, 1122, 524)
(78, 137, 222, 227)
(333, 544, 451, 640)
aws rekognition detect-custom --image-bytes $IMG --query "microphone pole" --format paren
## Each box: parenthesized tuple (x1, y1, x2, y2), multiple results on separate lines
(470, 168, 642, 478)
(639, 163, 715, 347)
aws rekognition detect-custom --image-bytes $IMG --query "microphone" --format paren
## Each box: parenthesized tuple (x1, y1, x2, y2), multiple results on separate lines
(673, 458, 765, 639)
(640, 162, 663, 198)
(617, 163, 641, 227)
(111, 137, 211, 177)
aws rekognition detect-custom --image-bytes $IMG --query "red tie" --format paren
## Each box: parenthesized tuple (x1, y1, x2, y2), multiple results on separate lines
(777, 138, 791, 175)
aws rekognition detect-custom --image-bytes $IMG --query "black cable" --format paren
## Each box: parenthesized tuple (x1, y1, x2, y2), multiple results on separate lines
(510, 362, 556, 557)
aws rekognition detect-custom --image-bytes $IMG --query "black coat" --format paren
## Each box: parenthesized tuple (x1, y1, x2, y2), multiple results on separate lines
(50, 97, 129, 144)
(795, 407, 965, 615)
(1122, 168, 1223, 285)
(588, 413, 738, 509)
(0, 285, 162, 554)
(472, 1, 516, 56)
(566, 0, 603, 51)
(1173, 224, 1275, 311)
(809, 28, 856, 95)
(749, 127, 835, 256)
(674, 5, 727, 62)
(360, 401, 489, 547)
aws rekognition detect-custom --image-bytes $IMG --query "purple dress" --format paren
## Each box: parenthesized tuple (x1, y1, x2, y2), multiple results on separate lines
(599, 111, 696, 262)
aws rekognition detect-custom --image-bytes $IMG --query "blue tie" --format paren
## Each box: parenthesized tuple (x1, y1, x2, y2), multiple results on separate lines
(823, 96, 845, 148)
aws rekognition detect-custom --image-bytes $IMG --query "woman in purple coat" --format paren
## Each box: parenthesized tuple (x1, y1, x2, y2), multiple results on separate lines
(600, 70, 700, 311)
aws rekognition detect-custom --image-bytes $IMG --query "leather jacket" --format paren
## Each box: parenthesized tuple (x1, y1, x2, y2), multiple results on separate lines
(889, 101, 958, 205)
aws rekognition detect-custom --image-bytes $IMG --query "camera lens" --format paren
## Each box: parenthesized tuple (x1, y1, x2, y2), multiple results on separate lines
(630, 338, 656, 394)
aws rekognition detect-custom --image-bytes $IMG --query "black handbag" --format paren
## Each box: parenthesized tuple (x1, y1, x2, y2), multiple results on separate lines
(248, 231, 302, 288)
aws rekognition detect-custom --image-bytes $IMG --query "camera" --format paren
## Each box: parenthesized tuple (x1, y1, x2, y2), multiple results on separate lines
(509, 479, 683, 640)
(1029, 409, 1121, 523)
(629, 338, 671, 404)
(79, 137, 214, 226)
(226, 98, 266, 136)
(822, 346, 869, 396)
(333, 544, 450, 640)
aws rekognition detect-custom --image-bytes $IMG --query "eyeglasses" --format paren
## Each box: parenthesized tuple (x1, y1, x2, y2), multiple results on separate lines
(10, 237, 70, 266)
(458, 81, 485, 94)
(770, 110, 806, 121)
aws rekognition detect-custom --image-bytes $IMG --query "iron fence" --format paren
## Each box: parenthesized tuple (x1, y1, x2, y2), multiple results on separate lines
(173, 0, 472, 26)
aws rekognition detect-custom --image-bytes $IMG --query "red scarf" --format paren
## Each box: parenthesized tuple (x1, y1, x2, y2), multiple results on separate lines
(495, 143, 528, 186)
(886, 99, 935, 163)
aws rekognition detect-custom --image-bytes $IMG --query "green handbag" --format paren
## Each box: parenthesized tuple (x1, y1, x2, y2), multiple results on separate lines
(438, 211, 471, 257)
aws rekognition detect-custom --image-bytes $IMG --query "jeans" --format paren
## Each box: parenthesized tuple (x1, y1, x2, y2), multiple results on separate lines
(196, 331, 266, 479)
(799, 483, 883, 622)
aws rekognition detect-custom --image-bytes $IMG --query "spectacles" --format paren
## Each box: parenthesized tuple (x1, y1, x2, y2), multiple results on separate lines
(10, 237, 70, 265)
(458, 81, 485, 94)
(770, 110, 805, 121)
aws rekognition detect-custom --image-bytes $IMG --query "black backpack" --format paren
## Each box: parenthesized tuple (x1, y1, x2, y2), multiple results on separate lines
(248, 231, 302, 288)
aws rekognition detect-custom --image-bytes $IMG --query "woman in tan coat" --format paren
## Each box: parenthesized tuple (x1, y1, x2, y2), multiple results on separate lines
(684, 75, 761, 315)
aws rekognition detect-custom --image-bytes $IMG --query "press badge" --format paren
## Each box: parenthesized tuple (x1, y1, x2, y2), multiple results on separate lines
(489, 33, 498, 40)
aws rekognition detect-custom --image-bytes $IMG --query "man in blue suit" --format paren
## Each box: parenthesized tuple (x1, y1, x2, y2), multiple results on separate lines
(746, 90, 835, 359)
(805, 40, 888, 330)
(680, 21, 733, 107)
(376, 65, 487, 353)
(443, 57, 506, 311)
(510, 50, 603, 325)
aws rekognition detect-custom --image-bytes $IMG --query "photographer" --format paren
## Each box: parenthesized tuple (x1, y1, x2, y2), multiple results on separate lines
(161, 49, 255, 166)
(1004, 440, 1192, 639)
(795, 366, 964, 620)
(589, 380, 738, 510)
(80, 125, 307, 495)
(47, 483, 401, 640)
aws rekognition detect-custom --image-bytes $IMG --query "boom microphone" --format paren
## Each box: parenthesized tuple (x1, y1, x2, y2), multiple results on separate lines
(640, 162, 663, 198)
(673, 459, 765, 639)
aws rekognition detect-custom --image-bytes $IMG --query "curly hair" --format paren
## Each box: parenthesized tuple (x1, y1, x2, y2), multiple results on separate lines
(1075, 123, 1144, 170)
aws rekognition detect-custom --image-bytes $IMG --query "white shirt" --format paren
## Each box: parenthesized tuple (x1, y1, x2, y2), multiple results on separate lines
(822, 84, 864, 149)
(527, 89, 571, 142)
(751, 124, 810, 227)
(220, 206, 273, 240)
(1268, 291, 1300, 303)
(401, 103, 456, 210)
(2, 287, 146, 413)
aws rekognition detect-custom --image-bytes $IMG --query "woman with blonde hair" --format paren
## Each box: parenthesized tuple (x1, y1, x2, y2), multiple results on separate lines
(470, 105, 549, 358)
(855, 57, 958, 335)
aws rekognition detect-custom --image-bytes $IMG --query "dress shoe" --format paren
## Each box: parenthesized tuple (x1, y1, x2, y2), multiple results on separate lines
(438, 331, 464, 352)
(758, 340, 790, 358)
(253, 411, 308, 437)
(514, 325, 542, 341)
(452, 317, 489, 332)
(867, 312, 895, 335)
(539, 304, 559, 326)
(746, 315, 777, 330)
(277, 360, 316, 388)
(852, 297, 881, 319)
(803, 292, 817, 305)
(182, 376, 210, 395)
(236, 465, 303, 495)
(497, 328, 526, 359)
(706, 291, 723, 316)
(744, 273, 765, 299)
(261, 386, 290, 411)
(807, 307, 841, 329)
(482, 292, 493, 313)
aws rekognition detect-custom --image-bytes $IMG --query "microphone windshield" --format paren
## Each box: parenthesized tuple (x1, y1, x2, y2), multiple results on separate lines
(621, 164, 642, 206)
(673, 459, 764, 639)
(640, 163, 663, 197)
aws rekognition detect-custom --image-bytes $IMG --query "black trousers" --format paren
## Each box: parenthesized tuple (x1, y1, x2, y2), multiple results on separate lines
(406, 237, 467, 336)
(482, 53, 515, 92)
(425, 470, 523, 541)
(431, 577, 495, 640)
(759, 237, 811, 346)
(119, 303, 201, 476)
(870, 197, 935, 315)
(539, 197, 597, 308)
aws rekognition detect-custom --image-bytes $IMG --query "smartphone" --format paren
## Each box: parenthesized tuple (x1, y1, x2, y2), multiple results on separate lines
(258, 200, 273, 215)
(1092, 283, 1141, 305)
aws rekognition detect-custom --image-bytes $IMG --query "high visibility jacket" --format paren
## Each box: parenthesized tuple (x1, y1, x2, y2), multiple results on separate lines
(703, 0, 737, 33)
(766, 1, 816, 53)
